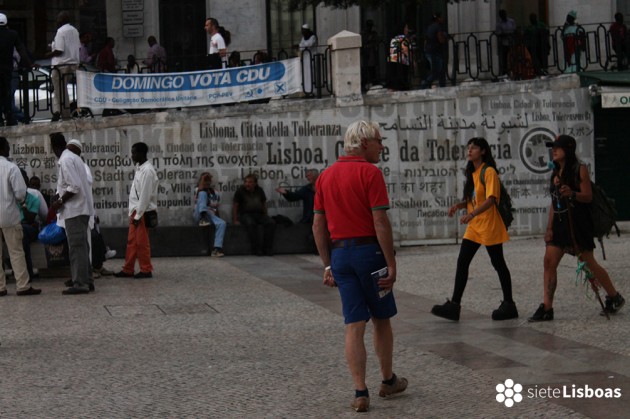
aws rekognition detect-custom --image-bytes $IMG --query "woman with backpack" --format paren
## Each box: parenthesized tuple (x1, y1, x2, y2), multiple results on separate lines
(528, 135, 625, 321)
(431, 137, 518, 322)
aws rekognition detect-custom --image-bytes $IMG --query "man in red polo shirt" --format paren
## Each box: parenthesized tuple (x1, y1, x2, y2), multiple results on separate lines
(313, 120, 407, 413)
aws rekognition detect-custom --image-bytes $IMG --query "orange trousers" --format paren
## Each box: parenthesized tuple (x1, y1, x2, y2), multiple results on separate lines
(121, 212, 152, 274)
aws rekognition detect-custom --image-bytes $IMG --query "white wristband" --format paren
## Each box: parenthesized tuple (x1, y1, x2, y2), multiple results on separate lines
(324, 266, 331, 271)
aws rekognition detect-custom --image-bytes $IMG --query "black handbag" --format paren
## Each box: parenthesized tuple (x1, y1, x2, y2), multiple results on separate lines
(144, 210, 158, 228)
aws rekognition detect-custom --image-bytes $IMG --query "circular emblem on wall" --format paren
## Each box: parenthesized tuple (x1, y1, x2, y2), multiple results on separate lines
(519, 128, 556, 174)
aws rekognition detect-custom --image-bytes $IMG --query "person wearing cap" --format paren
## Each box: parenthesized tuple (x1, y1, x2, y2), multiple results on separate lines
(562, 10, 582, 73)
(297, 23, 317, 96)
(45, 11, 80, 122)
(0, 136, 41, 296)
(528, 135, 625, 321)
(313, 121, 407, 412)
(0, 13, 34, 126)
(50, 135, 95, 294)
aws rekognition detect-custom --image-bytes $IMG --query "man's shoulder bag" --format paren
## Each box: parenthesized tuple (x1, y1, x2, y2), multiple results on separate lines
(144, 210, 158, 228)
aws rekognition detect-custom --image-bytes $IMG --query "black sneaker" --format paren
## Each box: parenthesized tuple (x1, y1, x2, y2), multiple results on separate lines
(492, 301, 519, 320)
(528, 303, 554, 322)
(603, 293, 625, 314)
(51, 112, 61, 122)
(431, 299, 460, 321)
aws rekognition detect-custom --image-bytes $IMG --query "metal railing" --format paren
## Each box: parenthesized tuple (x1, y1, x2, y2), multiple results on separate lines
(448, 22, 623, 83)
(371, 21, 624, 88)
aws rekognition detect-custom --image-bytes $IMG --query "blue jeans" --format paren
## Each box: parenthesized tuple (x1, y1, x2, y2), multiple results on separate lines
(421, 52, 446, 88)
(194, 191, 226, 248)
(331, 242, 397, 324)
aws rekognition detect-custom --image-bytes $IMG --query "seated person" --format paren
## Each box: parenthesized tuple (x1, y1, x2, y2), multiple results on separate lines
(275, 169, 318, 224)
(233, 174, 275, 256)
(194, 172, 226, 257)
(28, 176, 51, 208)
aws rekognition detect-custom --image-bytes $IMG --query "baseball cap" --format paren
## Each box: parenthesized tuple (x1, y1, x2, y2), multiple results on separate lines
(0, 14, 7, 26)
(546, 135, 576, 152)
(302, 23, 309, 29)
(568, 10, 577, 19)
(67, 139, 83, 152)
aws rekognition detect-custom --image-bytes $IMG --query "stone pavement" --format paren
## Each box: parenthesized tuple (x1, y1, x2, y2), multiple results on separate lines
(1, 225, 629, 418)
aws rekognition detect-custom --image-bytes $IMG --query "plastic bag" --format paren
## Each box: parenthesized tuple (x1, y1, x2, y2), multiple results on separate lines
(38, 221, 66, 245)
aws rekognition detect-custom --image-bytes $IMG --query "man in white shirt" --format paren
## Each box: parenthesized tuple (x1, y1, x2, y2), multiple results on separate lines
(0, 136, 41, 296)
(45, 11, 80, 122)
(114, 142, 158, 279)
(50, 136, 94, 294)
(298, 24, 318, 95)
(204, 17, 226, 70)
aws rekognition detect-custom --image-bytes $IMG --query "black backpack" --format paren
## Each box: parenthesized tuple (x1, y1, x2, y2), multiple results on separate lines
(480, 165, 514, 230)
(575, 164, 620, 259)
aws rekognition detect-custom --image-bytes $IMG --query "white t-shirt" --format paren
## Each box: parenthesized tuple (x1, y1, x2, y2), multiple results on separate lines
(209, 33, 226, 54)
(51, 23, 80, 65)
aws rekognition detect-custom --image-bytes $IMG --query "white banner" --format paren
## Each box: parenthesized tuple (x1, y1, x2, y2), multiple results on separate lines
(76, 58, 302, 109)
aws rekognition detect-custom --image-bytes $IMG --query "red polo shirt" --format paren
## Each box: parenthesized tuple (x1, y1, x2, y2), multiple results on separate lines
(314, 155, 390, 240)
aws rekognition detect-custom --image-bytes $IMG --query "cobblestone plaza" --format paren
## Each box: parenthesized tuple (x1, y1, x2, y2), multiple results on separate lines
(1, 230, 629, 417)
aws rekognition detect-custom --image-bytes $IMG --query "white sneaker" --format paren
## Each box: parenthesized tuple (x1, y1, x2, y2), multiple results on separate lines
(105, 248, 117, 259)
(199, 219, 211, 227)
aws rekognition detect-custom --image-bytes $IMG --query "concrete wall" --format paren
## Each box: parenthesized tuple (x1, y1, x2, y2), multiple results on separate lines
(208, 0, 268, 55)
(7, 75, 592, 245)
(316, 5, 360, 51)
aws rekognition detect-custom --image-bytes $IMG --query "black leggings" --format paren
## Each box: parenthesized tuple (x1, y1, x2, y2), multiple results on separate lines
(451, 239, 513, 304)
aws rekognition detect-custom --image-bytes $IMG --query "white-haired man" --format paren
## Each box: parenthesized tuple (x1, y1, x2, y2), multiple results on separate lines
(312, 121, 407, 412)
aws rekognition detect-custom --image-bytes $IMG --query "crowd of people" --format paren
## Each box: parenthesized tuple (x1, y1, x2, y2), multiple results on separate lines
(364, 9, 628, 90)
(1, 128, 320, 291)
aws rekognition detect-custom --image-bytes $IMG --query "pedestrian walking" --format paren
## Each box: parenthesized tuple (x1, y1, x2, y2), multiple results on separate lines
(431, 137, 518, 321)
(528, 135, 625, 321)
(312, 120, 407, 413)
(114, 142, 158, 279)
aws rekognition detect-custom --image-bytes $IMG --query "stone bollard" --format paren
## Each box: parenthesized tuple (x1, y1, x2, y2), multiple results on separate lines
(328, 30, 363, 107)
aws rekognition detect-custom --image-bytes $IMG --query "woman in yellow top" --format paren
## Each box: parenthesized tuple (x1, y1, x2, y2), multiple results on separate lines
(431, 137, 517, 321)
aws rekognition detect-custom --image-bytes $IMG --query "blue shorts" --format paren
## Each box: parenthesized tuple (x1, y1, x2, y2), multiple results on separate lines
(331, 242, 397, 324)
